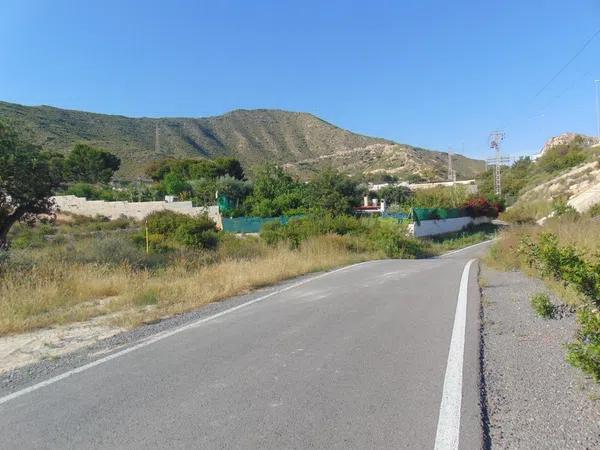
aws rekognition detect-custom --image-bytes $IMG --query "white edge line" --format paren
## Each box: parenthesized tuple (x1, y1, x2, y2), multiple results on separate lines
(0, 260, 376, 406)
(1, 238, 489, 406)
(434, 258, 476, 450)
(440, 239, 496, 258)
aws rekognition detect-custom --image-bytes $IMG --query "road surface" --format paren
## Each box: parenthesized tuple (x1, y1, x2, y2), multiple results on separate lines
(0, 243, 488, 449)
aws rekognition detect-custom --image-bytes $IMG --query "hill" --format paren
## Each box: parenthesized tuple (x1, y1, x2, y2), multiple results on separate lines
(0, 100, 484, 179)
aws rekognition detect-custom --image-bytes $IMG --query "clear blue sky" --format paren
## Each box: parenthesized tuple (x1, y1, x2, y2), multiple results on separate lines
(2, 0, 600, 160)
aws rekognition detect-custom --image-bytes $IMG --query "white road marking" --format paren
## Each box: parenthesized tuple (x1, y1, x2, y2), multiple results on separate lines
(0, 260, 376, 406)
(440, 239, 495, 258)
(434, 258, 476, 450)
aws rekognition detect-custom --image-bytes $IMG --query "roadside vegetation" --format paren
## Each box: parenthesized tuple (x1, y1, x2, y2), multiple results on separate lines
(1, 212, 497, 336)
(477, 136, 600, 222)
(487, 210, 600, 381)
(0, 120, 499, 338)
(530, 293, 555, 319)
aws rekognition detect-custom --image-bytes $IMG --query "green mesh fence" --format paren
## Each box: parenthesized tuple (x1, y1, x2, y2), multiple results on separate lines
(411, 208, 468, 224)
(222, 215, 304, 233)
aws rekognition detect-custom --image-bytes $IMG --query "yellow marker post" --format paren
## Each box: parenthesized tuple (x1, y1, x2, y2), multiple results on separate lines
(145, 221, 149, 254)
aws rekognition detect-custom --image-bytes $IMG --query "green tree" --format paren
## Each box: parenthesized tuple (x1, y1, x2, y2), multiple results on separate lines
(146, 157, 245, 181)
(0, 122, 63, 249)
(306, 168, 360, 216)
(163, 172, 191, 196)
(64, 143, 121, 183)
(243, 164, 306, 217)
(377, 185, 413, 206)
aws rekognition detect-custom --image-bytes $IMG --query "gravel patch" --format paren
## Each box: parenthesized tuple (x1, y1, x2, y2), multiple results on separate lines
(480, 265, 600, 449)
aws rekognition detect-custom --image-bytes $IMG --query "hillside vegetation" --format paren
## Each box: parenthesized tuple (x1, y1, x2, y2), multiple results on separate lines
(477, 134, 600, 222)
(0, 101, 484, 180)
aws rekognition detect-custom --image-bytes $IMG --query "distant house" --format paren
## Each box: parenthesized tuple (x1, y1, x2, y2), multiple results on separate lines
(354, 196, 386, 215)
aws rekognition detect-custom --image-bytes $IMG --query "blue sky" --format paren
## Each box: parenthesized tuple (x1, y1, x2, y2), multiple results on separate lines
(1, 1, 600, 160)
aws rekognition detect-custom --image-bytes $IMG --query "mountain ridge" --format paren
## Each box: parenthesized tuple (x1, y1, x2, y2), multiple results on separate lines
(0, 100, 484, 180)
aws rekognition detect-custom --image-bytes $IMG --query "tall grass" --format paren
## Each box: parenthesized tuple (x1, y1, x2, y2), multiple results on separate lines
(0, 234, 374, 335)
(0, 216, 495, 336)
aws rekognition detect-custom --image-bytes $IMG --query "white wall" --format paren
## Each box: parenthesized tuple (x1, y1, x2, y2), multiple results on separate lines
(409, 216, 490, 237)
(52, 195, 220, 222)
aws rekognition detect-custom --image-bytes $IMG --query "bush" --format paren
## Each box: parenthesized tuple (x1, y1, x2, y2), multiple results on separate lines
(552, 201, 580, 219)
(566, 308, 600, 381)
(530, 293, 555, 319)
(261, 215, 426, 258)
(462, 197, 500, 218)
(74, 235, 148, 267)
(145, 211, 219, 250)
(518, 231, 600, 380)
(369, 220, 425, 258)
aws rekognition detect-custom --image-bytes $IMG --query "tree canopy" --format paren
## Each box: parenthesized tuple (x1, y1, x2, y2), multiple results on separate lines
(145, 157, 245, 181)
(64, 143, 121, 183)
(0, 121, 63, 248)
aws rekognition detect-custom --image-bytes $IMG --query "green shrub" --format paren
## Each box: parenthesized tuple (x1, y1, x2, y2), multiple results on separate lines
(530, 293, 555, 319)
(261, 215, 425, 258)
(9, 223, 55, 249)
(145, 211, 190, 235)
(519, 232, 600, 380)
(566, 308, 600, 381)
(552, 201, 580, 219)
(144, 211, 218, 250)
(369, 220, 425, 258)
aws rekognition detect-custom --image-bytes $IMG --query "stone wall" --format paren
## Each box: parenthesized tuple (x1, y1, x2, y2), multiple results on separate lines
(52, 195, 220, 223)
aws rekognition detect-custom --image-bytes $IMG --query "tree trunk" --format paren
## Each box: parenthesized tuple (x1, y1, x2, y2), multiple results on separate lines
(0, 233, 8, 251)
(0, 208, 26, 250)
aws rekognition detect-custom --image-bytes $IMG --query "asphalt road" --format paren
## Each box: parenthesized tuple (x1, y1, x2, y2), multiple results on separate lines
(0, 243, 488, 449)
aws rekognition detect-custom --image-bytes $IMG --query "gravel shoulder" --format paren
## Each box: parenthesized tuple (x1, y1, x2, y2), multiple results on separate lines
(480, 265, 600, 449)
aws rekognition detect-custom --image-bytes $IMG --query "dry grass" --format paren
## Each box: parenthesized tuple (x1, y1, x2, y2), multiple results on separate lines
(485, 216, 600, 306)
(0, 235, 375, 335)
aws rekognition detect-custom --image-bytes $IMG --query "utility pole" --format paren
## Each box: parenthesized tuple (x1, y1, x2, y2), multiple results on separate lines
(155, 123, 160, 154)
(486, 131, 509, 197)
(595, 80, 600, 139)
(447, 148, 454, 182)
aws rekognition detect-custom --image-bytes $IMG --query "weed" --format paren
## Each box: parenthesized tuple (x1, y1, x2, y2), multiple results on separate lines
(530, 293, 555, 319)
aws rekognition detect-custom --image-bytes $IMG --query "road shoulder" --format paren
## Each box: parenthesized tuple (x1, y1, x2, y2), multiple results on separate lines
(480, 265, 600, 449)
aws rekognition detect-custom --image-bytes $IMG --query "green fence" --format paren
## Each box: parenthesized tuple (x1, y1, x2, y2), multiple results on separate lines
(411, 207, 468, 224)
(222, 215, 304, 233)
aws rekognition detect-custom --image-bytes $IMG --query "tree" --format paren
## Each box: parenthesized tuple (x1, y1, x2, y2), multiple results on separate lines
(243, 164, 307, 217)
(163, 172, 190, 196)
(377, 185, 413, 205)
(306, 168, 361, 216)
(64, 143, 121, 183)
(145, 157, 245, 181)
(0, 121, 63, 249)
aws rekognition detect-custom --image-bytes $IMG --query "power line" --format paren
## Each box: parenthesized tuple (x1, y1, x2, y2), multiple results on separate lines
(531, 27, 600, 102)
(498, 26, 600, 134)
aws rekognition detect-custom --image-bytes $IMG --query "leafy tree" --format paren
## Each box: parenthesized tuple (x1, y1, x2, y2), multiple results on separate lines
(244, 164, 306, 216)
(163, 172, 191, 196)
(306, 168, 361, 216)
(377, 185, 413, 205)
(145, 157, 245, 181)
(0, 121, 63, 249)
(64, 143, 121, 183)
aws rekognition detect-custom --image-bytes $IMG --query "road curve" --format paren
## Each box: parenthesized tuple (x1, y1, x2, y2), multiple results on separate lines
(0, 243, 488, 449)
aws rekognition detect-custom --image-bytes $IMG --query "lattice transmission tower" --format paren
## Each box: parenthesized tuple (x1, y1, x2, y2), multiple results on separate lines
(486, 131, 510, 196)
